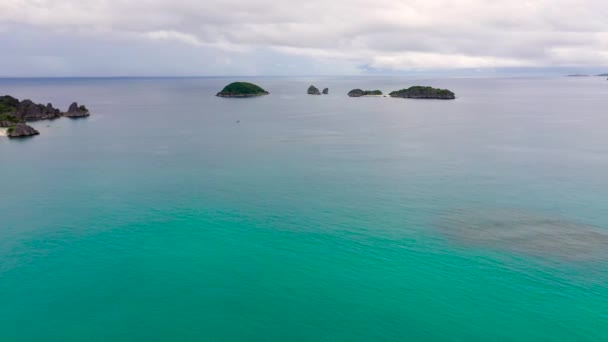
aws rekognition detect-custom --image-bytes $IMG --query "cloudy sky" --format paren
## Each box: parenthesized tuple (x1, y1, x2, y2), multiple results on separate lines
(1, 0, 607, 76)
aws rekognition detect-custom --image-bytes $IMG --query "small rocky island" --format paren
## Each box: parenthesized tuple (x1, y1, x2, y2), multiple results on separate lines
(308, 85, 329, 95)
(307, 85, 321, 95)
(0, 95, 91, 138)
(389, 86, 455, 99)
(347, 89, 383, 97)
(64, 102, 91, 118)
(216, 82, 269, 97)
(7, 123, 40, 138)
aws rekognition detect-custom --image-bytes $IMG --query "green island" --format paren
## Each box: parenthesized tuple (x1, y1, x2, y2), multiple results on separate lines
(389, 86, 455, 99)
(347, 89, 383, 97)
(216, 82, 269, 97)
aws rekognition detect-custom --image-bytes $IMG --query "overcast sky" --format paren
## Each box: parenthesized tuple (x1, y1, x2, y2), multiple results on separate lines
(1, 0, 607, 76)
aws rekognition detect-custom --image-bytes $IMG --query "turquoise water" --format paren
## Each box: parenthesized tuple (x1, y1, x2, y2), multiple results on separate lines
(1, 77, 608, 341)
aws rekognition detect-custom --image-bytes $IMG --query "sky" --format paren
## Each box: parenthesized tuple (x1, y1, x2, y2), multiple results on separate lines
(0, 0, 607, 76)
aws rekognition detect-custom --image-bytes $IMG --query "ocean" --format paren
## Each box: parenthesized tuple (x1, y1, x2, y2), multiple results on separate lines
(1, 76, 607, 341)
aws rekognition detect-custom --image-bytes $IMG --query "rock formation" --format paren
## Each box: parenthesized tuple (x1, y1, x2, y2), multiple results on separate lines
(7, 123, 40, 138)
(14, 100, 62, 121)
(322, 88, 329, 94)
(1, 94, 92, 139)
(307, 85, 321, 95)
(389, 86, 455, 99)
(64, 102, 90, 118)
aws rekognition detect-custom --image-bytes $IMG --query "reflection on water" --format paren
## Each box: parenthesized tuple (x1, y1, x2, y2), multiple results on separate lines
(436, 208, 608, 261)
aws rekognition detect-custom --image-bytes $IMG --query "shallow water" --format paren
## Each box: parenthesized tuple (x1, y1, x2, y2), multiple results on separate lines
(435, 208, 608, 261)
(1, 76, 608, 341)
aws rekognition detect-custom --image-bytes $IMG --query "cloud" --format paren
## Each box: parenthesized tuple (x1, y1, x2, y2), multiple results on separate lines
(1, 0, 607, 74)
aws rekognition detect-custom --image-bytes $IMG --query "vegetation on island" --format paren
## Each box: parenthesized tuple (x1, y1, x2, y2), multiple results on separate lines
(6, 125, 15, 134)
(0, 95, 20, 114)
(389, 86, 455, 99)
(0, 113, 20, 123)
(216, 82, 269, 97)
(347, 89, 383, 97)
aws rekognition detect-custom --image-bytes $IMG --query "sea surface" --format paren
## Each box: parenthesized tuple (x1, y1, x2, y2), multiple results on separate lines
(1, 76, 607, 341)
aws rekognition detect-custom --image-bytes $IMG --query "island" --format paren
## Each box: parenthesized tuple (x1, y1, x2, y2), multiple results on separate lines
(307, 85, 321, 95)
(566, 74, 590, 77)
(216, 82, 269, 97)
(597, 73, 608, 77)
(7, 123, 40, 138)
(323, 88, 329, 95)
(0, 95, 92, 139)
(347, 89, 383, 97)
(64, 102, 91, 118)
(389, 86, 455, 99)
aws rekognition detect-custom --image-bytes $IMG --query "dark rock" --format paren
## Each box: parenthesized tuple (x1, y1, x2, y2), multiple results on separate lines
(389, 86, 455, 99)
(348, 89, 364, 97)
(307, 85, 321, 95)
(14, 99, 62, 121)
(322, 88, 329, 94)
(64, 102, 90, 118)
(7, 123, 39, 138)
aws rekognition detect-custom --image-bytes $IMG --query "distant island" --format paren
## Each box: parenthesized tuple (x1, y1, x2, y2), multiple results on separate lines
(389, 86, 455, 99)
(597, 73, 608, 77)
(347, 89, 383, 97)
(566, 74, 590, 77)
(308, 85, 321, 95)
(308, 85, 329, 95)
(216, 82, 269, 97)
(0, 95, 90, 138)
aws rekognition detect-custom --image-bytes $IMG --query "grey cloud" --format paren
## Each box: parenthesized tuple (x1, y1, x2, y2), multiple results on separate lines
(0, 0, 607, 75)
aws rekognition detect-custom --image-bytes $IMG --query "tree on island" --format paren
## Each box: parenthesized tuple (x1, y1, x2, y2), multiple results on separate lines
(389, 86, 455, 99)
(216, 82, 270, 97)
(347, 89, 383, 97)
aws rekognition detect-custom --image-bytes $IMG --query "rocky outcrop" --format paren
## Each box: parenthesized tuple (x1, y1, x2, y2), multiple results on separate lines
(389, 86, 455, 99)
(64, 102, 90, 118)
(7, 123, 39, 138)
(1, 95, 91, 140)
(347, 89, 383, 97)
(15, 100, 62, 121)
(307, 85, 321, 95)
(322, 88, 329, 94)
(348, 89, 364, 97)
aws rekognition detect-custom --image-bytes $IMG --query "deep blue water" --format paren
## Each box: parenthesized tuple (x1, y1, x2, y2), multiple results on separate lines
(1, 76, 608, 341)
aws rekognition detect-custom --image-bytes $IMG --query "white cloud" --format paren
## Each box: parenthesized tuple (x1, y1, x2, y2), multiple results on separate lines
(1, 0, 608, 73)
